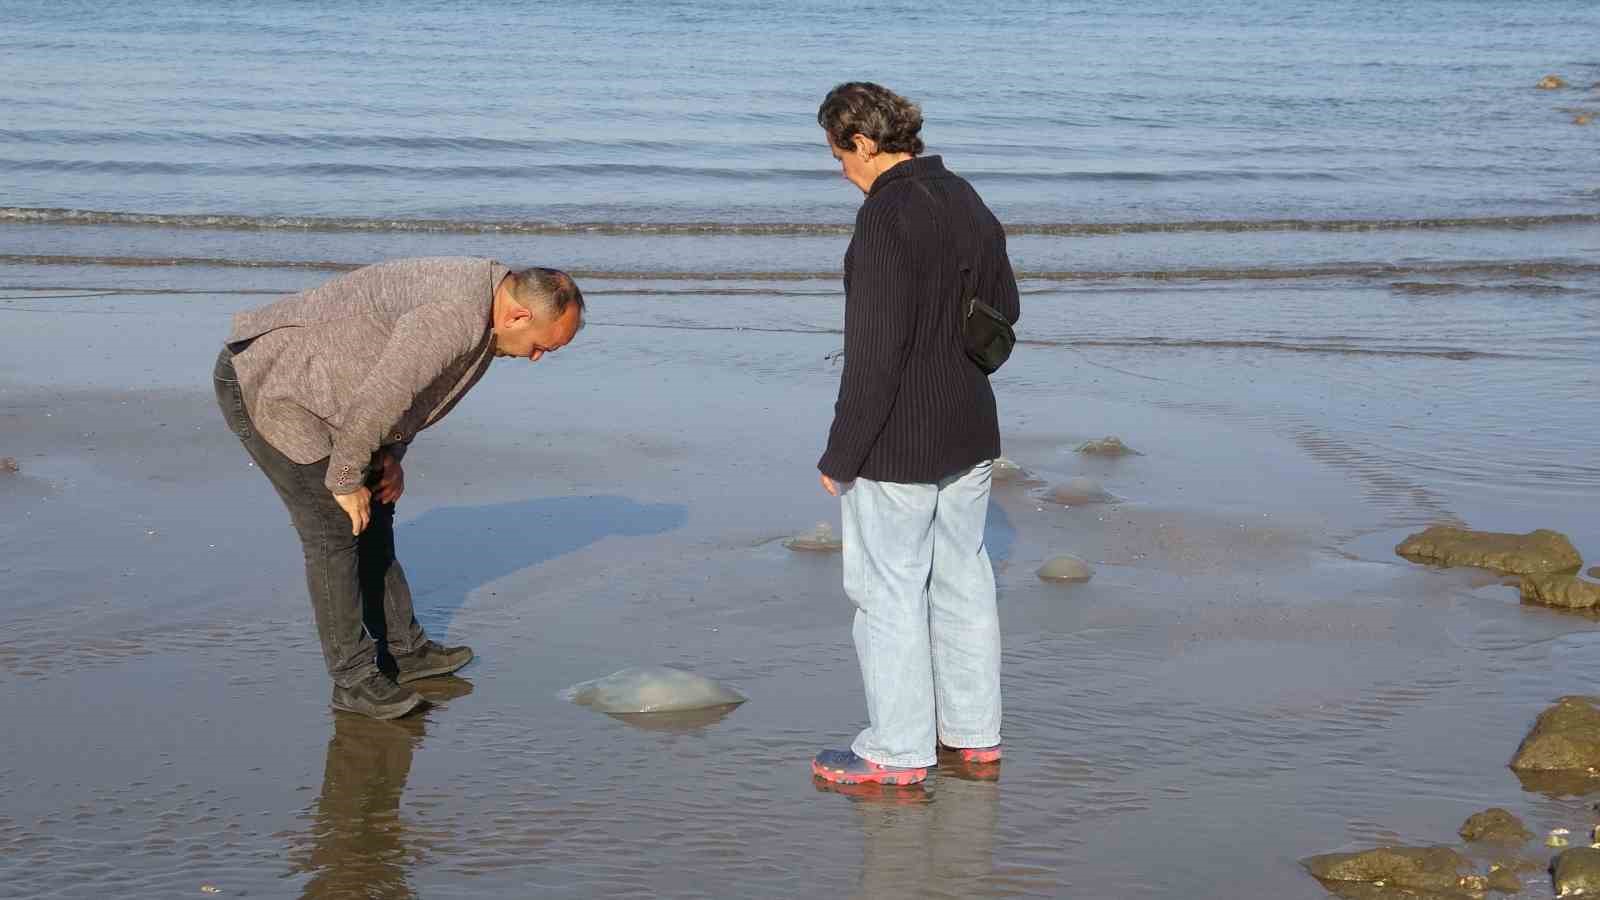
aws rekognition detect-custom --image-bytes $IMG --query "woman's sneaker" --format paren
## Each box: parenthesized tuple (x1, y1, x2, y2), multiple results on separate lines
(393, 641, 474, 684)
(811, 749, 928, 786)
(331, 672, 425, 720)
(940, 743, 1003, 764)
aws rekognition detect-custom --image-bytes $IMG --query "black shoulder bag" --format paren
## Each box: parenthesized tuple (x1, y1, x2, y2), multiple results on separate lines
(961, 272, 1016, 375)
(914, 181, 1016, 375)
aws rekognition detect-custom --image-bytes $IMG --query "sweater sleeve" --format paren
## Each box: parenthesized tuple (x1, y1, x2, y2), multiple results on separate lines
(818, 204, 917, 481)
(325, 304, 475, 494)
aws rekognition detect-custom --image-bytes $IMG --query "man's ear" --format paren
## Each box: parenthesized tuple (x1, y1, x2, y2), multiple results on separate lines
(852, 134, 879, 159)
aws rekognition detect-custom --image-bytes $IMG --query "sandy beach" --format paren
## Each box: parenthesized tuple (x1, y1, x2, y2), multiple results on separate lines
(2, 228, 1598, 897)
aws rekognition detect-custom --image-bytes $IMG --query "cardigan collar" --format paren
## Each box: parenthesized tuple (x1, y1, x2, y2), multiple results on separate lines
(867, 155, 947, 197)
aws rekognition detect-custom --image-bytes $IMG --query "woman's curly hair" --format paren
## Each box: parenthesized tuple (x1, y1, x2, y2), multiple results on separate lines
(817, 82, 924, 156)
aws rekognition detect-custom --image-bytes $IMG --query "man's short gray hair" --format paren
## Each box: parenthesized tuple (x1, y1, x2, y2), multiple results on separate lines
(507, 267, 585, 327)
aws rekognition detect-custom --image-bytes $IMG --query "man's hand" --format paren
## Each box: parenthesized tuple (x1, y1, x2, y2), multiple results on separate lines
(819, 473, 841, 497)
(333, 486, 372, 536)
(375, 448, 405, 504)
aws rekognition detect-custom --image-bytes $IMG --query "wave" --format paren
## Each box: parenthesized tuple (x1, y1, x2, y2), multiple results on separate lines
(4, 206, 1599, 237)
(1388, 280, 1580, 296)
(4, 253, 1599, 284)
(0, 159, 1365, 184)
(1034, 337, 1518, 360)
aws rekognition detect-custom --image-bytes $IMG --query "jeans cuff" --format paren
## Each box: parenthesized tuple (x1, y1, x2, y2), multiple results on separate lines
(851, 740, 936, 769)
(939, 732, 1001, 748)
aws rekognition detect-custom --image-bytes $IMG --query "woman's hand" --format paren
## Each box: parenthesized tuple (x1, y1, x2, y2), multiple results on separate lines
(819, 473, 840, 497)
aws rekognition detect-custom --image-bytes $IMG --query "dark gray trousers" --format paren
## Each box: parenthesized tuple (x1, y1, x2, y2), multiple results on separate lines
(213, 347, 427, 687)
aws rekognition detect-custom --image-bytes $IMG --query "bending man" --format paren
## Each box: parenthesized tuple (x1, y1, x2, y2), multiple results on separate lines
(212, 258, 584, 719)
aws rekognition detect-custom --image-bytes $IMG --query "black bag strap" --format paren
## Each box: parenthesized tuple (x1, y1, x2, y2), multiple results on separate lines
(910, 179, 973, 330)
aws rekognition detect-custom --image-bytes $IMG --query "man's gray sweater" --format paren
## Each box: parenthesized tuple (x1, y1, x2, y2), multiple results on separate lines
(227, 256, 507, 494)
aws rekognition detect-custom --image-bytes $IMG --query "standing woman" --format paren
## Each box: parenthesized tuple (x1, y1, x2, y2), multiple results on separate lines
(811, 83, 1021, 786)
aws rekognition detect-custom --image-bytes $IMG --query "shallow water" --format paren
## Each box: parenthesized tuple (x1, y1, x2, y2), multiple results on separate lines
(2, 275, 1598, 896)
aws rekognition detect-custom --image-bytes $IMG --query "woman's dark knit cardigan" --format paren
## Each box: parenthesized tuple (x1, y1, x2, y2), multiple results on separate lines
(818, 155, 1022, 484)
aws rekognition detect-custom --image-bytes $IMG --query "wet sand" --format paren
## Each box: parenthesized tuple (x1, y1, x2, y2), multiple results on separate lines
(3, 260, 1600, 898)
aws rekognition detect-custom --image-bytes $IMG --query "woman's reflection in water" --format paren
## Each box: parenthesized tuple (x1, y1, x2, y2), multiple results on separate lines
(290, 677, 473, 900)
(817, 760, 1001, 900)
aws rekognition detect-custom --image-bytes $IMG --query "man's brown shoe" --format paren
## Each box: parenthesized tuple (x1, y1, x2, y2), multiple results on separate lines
(394, 641, 474, 684)
(331, 672, 425, 720)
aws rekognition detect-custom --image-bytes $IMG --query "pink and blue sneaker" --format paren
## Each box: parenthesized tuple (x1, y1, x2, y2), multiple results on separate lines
(811, 749, 929, 786)
(940, 743, 1003, 765)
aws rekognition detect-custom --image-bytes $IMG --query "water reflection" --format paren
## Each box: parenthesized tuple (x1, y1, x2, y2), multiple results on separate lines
(816, 764, 1001, 900)
(290, 677, 473, 899)
(604, 702, 743, 734)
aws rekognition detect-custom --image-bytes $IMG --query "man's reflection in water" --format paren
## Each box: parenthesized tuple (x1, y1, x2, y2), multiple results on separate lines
(291, 677, 473, 900)
(817, 762, 1001, 900)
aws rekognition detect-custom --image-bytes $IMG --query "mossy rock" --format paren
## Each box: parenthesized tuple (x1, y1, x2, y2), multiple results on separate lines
(1511, 696, 1600, 772)
(1521, 574, 1600, 610)
(1552, 847, 1600, 897)
(1303, 846, 1476, 894)
(1395, 526, 1581, 576)
(1459, 807, 1533, 844)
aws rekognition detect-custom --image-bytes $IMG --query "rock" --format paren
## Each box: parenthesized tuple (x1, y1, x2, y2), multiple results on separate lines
(1589, 567, 1600, 580)
(1045, 477, 1114, 506)
(1037, 555, 1094, 583)
(1521, 574, 1600, 610)
(1302, 846, 1477, 894)
(1549, 829, 1571, 848)
(785, 522, 842, 553)
(562, 667, 746, 714)
(1552, 847, 1600, 897)
(1486, 862, 1523, 893)
(0, 457, 17, 474)
(1539, 75, 1568, 90)
(1459, 808, 1533, 844)
(1510, 696, 1600, 772)
(1076, 436, 1140, 457)
(1395, 526, 1581, 575)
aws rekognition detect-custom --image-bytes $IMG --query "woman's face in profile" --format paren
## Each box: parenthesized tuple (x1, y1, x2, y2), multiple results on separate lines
(827, 135, 876, 194)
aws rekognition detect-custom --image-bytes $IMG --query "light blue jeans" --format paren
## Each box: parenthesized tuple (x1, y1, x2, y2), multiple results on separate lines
(840, 461, 1002, 768)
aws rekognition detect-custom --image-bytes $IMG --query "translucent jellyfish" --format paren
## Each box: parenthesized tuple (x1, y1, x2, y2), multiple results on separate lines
(786, 522, 842, 553)
(1075, 436, 1141, 457)
(991, 457, 1036, 485)
(1044, 477, 1114, 506)
(1037, 556, 1094, 583)
(562, 667, 746, 714)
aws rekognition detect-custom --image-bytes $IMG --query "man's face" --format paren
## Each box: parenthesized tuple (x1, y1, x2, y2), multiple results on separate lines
(828, 135, 875, 194)
(494, 303, 582, 361)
